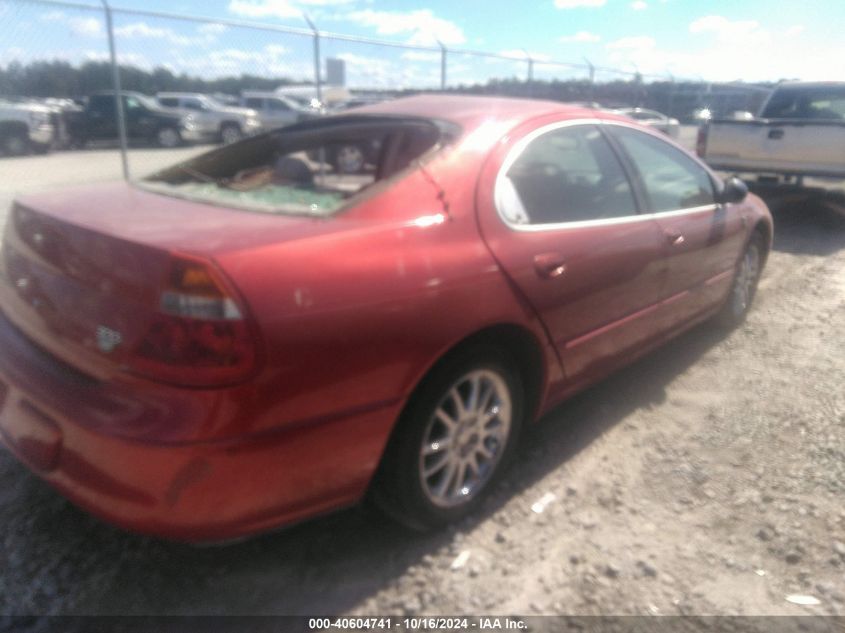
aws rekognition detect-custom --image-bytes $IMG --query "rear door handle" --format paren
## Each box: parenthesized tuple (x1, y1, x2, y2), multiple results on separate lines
(533, 252, 567, 278)
(768, 129, 784, 140)
(664, 230, 685, 246)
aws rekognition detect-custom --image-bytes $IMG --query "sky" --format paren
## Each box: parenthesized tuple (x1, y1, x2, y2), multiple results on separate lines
(1, 0, 843, 88)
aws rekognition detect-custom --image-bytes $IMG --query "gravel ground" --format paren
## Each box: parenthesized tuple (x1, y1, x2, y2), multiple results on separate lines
(1, 132, 844, 620)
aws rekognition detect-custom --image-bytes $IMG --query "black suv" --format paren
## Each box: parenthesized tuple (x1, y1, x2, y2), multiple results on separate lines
(67, 92, 188, 148)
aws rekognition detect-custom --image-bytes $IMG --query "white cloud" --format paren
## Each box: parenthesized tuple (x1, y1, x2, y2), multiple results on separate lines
(40, 12, 102, 37)
(343, 9, 465, 46)
(228, 0, 354, 20)
(689, 15, 764, 42)
(198, 23, 228, 35)
(401, 50, 441, 62)
(39, 10, 102, 37)
(113, 21, 225, 47)
(554, 0, 606, 8)
(559, 31, 600, 43)
(228, 0, 300, 19)
(334, 51, 440, 89)
(39, 10, 65, 22)
(631, 1, 648, 9)
(606, 35, 656, 50)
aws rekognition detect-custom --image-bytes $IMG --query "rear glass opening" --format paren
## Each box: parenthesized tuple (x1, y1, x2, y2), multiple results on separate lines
(140, 116, 456, 217)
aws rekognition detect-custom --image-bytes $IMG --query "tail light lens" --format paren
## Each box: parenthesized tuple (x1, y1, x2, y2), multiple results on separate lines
(696, 124, 708, 157)
(129, 255, 257, 387)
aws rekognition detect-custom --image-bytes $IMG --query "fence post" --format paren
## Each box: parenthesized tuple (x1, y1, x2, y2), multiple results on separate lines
(583, 57, 595, 102)
(666, 72, 675, 119)
(304, 15, 322, 103)
(437, 40, 447, 91)
(101, 0, 129, 181)
(523, 49, 533, 97)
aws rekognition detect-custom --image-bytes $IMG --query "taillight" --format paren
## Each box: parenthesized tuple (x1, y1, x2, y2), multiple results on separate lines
(696, 123, 708, 157)
(129, 254, 257, 387)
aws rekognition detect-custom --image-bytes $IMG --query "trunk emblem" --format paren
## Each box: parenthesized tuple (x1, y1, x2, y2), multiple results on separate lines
(96, 326, 123, 353)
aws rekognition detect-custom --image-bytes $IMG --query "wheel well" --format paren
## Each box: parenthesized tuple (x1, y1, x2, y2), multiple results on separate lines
(367, 323, 546, 508)
(417, 324, 545, 424)
(220, 120, 241, 131)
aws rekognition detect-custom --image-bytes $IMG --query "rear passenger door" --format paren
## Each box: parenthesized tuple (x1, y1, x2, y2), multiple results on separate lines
(606, 124, 745, 325)
(477, 121, 667, 383)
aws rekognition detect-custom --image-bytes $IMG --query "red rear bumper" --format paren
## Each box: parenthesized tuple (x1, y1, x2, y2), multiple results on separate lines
(0, 312, 399, 541)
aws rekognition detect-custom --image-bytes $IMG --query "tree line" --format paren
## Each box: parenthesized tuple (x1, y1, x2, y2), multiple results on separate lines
(1, 59, 772, 121)
(0, 60, 299, 99)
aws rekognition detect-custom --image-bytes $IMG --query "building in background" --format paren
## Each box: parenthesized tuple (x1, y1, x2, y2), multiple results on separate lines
(326, 58, 346, 87)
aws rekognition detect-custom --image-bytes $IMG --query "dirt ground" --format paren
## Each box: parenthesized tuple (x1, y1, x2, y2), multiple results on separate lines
(0, 182, 843, 622)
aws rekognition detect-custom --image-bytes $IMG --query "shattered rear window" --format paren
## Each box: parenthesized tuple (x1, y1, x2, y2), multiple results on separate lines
(140, 116, 454, 217)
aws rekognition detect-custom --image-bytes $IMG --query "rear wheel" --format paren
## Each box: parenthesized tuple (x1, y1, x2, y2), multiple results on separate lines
(333, 143, 366, 174)
(372, 346, 523, 530)
(220, 123, 242, 145)
(716, 233, 764, 327)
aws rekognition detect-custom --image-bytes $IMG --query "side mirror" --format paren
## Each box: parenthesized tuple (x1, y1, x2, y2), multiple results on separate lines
(718, 176, 748, 204)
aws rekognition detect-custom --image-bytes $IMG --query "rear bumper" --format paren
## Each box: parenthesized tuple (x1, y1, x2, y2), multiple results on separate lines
(0, 312, 398, 541)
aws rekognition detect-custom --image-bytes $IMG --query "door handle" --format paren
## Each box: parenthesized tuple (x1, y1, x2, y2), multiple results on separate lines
(664, 230, 685, 246)
(768, 129, 784, 140)
(533, 253, 566, 278)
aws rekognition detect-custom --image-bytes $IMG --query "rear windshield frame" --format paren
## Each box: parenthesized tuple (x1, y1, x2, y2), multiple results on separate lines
(138, 114, 462, 218)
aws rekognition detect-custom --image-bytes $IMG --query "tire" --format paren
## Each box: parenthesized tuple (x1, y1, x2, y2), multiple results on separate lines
(332, 143, 366, 174)
(1, 130, 29, 156)
(220, 123, 242, 145)
(156, 126, 181, 149)
(371, 345, 524, 531)
(31, 142, 51, 155)
(715, 232, 764, 328)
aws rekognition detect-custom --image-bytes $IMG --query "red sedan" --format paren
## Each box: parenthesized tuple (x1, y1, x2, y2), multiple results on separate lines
(0, 96, 771, 540)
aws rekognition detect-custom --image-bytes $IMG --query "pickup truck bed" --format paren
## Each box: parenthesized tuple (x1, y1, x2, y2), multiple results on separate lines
(698, 82, 845, 179)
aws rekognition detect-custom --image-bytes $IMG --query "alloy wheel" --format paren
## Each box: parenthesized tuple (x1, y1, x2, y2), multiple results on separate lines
(418, 369, 512, 508)
(335, 144, 365, 174)
(157, 127, 181, 148)
(732, 242, 761, 314)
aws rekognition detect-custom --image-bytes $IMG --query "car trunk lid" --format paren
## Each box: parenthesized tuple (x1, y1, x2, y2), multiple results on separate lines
(0, 183, 341, 380)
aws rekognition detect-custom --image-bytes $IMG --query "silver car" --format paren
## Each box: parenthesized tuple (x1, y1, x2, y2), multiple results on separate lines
(614, 107, 680, 138)
(156, 93, 263, 144)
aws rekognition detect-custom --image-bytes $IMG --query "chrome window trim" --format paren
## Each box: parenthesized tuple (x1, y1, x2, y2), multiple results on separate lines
(493, 118, 721, 233)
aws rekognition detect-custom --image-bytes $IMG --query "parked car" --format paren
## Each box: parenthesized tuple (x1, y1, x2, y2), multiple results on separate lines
(0, 96, 772, 541)
(698, 81, 845, 179)
(613, 107, 680, 138)
(156, 93, 263, 144)
(66, 91, 194, 148)
(239, 91, 315, 130)
(0, 99, 55, 156)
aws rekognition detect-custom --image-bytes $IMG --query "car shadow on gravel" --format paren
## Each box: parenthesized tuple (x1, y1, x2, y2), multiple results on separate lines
(752, 186, 845, 256)
(2, 322, 731, 618)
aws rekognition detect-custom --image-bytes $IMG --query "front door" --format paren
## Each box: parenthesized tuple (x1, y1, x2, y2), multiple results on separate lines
(606, 125, 744, 325)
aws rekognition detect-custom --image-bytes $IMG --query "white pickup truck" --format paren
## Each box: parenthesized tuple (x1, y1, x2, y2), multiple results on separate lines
(0, 99, 55, 156)
(697, 82, 845, 180)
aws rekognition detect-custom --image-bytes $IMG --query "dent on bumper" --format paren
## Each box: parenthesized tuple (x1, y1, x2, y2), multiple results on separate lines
(0, 313, 400, 541)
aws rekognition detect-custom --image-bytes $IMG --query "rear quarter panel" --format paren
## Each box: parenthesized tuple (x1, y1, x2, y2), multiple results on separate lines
(213, 167, 560, 440)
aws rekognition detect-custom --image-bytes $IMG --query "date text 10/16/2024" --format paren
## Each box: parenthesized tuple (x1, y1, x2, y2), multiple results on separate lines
(308, 617, 528, 630)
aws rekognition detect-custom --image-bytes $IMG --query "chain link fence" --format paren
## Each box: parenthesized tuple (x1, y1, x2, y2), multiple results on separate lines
(1, 0, 773, 181)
